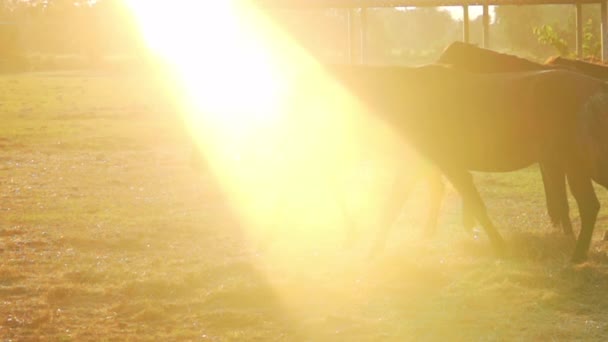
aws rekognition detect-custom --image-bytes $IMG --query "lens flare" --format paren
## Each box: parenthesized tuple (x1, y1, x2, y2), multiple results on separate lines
(122, 1, 446, 329)
(124, 0, 431, 263)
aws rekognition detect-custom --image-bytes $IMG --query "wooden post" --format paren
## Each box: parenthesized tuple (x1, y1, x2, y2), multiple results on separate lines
(360, 8, 367, 64)
(482, 4, 490, 48)
(348, 9, 356, 63)
(602, 1, 608, 61)
(576, 3, 583, 58)
(463, 5, 470, 43)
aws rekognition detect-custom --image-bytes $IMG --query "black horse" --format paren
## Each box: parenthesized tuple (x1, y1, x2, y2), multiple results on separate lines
(323, 64, 608, 262)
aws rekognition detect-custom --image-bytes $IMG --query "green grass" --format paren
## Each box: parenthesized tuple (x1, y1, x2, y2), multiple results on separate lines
(2, 70, 608, 341)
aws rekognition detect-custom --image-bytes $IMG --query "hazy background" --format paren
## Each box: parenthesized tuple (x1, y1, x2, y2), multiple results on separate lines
(0, 1, 603, 73)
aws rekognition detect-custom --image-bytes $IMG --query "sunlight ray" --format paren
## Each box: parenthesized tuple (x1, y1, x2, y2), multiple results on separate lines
(124, 0, 430, 268)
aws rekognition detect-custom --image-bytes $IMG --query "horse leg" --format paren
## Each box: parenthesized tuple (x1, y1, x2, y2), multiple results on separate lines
(369, 171, 415, 257)
(423, 168, 445, 237)
(567, 171, 600, 263)
(328, 170, 358, 247)
(540, 163, 575, 238)
(441, 167, 506, 256)
(588, 176, 608, 241)
(461, 199, 476, 233)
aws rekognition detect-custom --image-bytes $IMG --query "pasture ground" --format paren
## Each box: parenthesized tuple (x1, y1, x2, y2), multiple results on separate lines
(2, 71, 608, 341)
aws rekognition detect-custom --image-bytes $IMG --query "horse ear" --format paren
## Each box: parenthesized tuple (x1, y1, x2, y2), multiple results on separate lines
(544, 56, 558, 65)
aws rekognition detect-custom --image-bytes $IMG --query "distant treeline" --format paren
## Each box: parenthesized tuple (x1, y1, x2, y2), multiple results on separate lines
(0, 2, 603, 70)
(269, 5, 604, 64)
(0, 0, 140, 70)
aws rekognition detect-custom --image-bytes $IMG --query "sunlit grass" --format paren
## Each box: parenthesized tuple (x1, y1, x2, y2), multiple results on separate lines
(3, 71, 608, 340)
(4, 1, 608, 340)
(116, 4, 608, 340)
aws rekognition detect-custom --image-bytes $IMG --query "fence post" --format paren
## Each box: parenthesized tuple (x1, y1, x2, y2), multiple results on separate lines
(602, 1, 608, 61)
(463, 5, 470, 43)
(482, 4, 490, 48)
(348, 9, 356, 63)
(360, 8, 367, 64)
(576, 3, 583, 58)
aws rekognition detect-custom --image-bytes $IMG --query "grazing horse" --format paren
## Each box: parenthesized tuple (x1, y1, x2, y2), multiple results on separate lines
(436, 41, 550, 73)
(546, 56, 608, 80)
(438, 41, 608, 80)
(324, 64, 608, 262)
(436, 42, 605, 240)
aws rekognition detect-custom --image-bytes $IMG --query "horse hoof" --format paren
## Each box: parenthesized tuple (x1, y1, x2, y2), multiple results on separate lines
(571, 253, 588, 264)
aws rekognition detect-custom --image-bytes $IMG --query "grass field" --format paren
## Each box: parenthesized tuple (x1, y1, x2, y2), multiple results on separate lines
(3, 70, 608, 341)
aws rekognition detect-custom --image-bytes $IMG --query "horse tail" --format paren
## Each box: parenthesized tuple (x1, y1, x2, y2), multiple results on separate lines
(539, 164, 562, 227)
(578, 86, 608, 186)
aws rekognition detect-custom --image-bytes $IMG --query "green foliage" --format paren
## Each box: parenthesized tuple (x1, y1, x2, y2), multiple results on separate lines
(533, 18, 601, 59)
(494, 6, 545, 54)
(533, 24, 569, 56)
(494, 5, 603, 59)
(583, 18, 602, 58)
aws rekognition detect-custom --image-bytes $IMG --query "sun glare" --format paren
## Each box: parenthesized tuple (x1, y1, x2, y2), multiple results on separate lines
(124, 1, 425, 261)
(121, 0, 442, 324)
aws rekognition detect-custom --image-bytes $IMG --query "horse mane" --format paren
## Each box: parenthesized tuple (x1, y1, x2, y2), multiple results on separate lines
(545, 56, 608, 80)
(437, 41, 548, 73)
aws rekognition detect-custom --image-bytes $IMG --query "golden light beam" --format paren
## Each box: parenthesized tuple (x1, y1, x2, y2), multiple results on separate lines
(124, 0, 430, 258)
(123, 1, 449, 332)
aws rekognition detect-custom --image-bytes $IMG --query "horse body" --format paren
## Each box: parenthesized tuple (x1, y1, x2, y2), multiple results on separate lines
(326, 64, 606, 261)
(435, 42, 608, 240)
(331, 66, 585, 170)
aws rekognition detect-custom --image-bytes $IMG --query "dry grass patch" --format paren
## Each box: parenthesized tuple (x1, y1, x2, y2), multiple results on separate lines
(3, 70, 608, 340)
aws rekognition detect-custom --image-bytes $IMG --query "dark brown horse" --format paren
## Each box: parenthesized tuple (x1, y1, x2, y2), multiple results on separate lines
(546, 56, 608, 80)
(435, 42, 608, 242)
(438, 41, 608, 80)
(372, 43, 549, 250)
(437, 41, 550, 73)
(324, 64, 608, 262)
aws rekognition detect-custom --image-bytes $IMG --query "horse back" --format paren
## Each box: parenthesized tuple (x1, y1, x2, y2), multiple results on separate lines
(545, 56, 608, 81)
(437, 42, 548, 73)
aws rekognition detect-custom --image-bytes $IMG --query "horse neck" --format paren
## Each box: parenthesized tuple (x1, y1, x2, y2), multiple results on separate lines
(547, 58, 608, 81)
(577, 62, 608, 81)
(438, 44, 546, 73)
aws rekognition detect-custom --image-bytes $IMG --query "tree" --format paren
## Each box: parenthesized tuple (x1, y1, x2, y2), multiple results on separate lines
(366, 8, 460, 63)
(494, 4, 601, 59)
